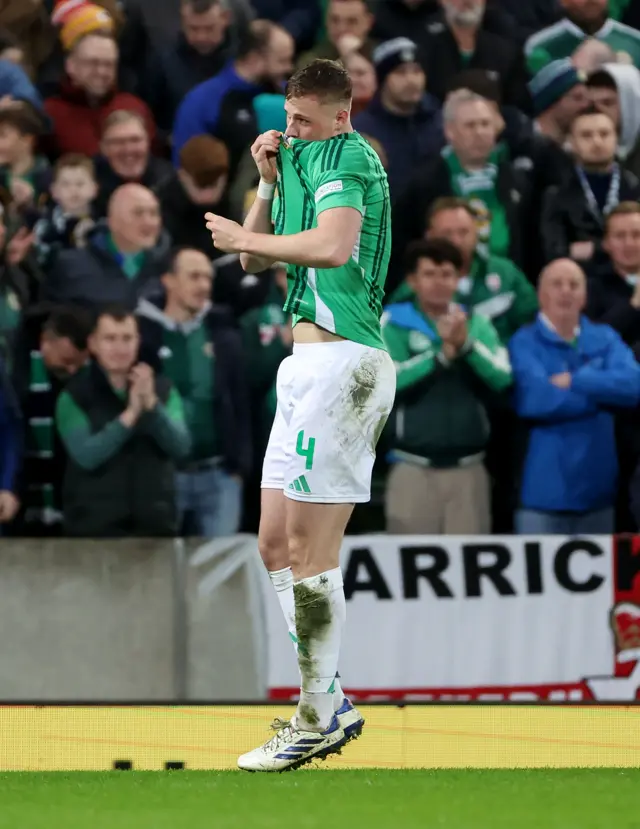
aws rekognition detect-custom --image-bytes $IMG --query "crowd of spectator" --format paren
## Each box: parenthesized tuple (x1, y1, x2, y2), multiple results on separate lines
(2, 0, 640, 539)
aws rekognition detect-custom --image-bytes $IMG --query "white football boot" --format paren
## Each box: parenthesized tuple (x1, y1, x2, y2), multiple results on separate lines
(237, 714, 347, 772)
(335, 697, 365, 742)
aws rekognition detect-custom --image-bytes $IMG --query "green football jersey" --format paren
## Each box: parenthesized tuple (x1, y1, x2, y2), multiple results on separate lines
(271, 131, 391, 350)
(525, 18, 640, 75)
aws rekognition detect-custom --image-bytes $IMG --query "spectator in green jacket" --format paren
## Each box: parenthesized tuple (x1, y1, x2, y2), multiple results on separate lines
(427, 196, 538, 343)
(426, 196, 537, 532)
(382, 239, 512, 535)
(55, 306, 190, 537)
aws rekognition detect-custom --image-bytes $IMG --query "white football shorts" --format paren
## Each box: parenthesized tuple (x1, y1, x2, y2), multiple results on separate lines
(262, 340, 396, 503)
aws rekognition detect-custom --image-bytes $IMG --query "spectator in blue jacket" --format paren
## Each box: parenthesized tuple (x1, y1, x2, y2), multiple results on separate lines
(171, 20, 294, 179)
(509, 258, 640, 536)
(353, 37, 442, 195)
(0, 361, 20, 528)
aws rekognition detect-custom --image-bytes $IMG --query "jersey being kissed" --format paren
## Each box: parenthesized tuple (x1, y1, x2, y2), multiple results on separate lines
(272, 131, 391, 350)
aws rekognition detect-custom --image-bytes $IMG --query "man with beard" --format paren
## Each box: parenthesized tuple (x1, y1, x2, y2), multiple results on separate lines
(172, 20, 294, 183)
(353, 37, 441, 195)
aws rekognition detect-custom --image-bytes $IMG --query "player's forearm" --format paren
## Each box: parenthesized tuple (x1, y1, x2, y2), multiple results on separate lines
(240, 192, 276, 274)
(243, 227, 348, 269)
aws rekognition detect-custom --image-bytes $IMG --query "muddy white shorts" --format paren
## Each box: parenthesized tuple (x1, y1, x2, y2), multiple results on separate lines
(262, 340, 396, 503)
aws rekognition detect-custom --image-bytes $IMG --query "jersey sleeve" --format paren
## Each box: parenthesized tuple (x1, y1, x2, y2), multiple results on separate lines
(310, 142, 367, 216)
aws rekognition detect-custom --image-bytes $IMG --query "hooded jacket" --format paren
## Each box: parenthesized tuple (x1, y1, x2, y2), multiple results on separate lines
(601, 63, 640, 161)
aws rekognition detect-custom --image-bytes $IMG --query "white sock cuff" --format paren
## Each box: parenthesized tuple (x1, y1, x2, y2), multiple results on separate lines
(269, 566, 294, 592)
(295, 567, 343, 594)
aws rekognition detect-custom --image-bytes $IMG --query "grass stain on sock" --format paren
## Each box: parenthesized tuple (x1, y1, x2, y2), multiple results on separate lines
(297, 703, 320, 728)
(293, 582, 331, 687)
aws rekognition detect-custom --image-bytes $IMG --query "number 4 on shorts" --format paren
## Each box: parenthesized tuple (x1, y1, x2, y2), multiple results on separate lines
(296, 430, 316, 470)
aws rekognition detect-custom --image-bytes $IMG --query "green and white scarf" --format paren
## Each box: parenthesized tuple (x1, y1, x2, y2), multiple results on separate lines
(442, 145, 511, 259)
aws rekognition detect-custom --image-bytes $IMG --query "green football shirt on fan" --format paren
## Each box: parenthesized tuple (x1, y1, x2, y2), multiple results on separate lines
(525, 17, 640, 74)
(271, 131, 391, 350)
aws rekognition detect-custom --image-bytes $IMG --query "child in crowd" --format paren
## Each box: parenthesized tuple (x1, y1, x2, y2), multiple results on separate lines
(33, 154, 97, 269)
(0, 103, 50, 215)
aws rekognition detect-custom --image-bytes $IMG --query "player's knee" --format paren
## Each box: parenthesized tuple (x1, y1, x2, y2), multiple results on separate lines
(258, 526, 289, 571)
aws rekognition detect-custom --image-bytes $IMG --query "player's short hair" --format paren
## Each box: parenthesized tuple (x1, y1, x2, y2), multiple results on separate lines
(428, 197, 477, 225)
(53, 153, 96, 181)
(286, 59, 352, 104)
(43, 306, 93, 349)
(404, 239, 463, 275)
(605, 201, 640, 232)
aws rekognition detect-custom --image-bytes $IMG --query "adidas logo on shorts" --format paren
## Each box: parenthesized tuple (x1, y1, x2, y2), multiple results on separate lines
(288, 476, 311, 494)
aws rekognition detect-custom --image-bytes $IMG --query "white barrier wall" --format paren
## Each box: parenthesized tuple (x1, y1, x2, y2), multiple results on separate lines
(1, 535, 639, 702)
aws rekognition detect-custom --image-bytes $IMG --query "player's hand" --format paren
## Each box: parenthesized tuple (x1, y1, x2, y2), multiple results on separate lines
(250, 130, 280, 184)
(205, 213, 249, 254)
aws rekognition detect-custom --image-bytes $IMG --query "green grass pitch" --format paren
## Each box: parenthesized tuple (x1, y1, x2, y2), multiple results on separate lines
(0, 770, 638, 829)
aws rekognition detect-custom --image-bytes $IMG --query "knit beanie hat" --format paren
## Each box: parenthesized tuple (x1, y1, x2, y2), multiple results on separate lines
(372, 37, 420, 88)
(528, 59, 586, 117)
(52, 0, 115, 52)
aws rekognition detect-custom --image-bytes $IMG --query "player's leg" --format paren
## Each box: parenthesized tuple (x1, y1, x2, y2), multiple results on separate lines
(238, 342, 395, 772)
(259, 355, 346, 701)
(259, 487, 296, 643)
(286, 498, 352, 734)
(282, 344, 395, 742)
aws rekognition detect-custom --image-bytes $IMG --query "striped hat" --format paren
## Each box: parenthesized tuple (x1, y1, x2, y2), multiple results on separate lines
(528, 59, 587, 117)
(52, 0, 115, 52)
